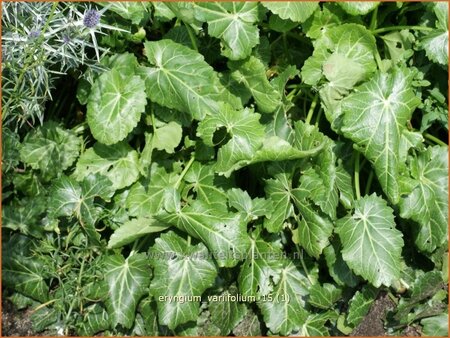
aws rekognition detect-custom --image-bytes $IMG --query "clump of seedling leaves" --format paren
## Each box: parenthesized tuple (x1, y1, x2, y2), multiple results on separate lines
(2, 1, 448, 336)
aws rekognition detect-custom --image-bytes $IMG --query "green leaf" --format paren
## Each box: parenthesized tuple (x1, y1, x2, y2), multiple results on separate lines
(20, 121, 80, 177)
(238, 227, 284, 297)
(74, 142, 142, 190)
(338, 2, 380, 16)
(299, 311, 337, 336)
(258, 260, 311, 335)
(103, 253, 151, 329)
(183, 162, 231, 210)
(2, 235, 49, 303)
(298, 140, 339, 219)
(291, 193, 334, 258)
(195, 2, 263, 60)
(150, 231, 217, 329)
(308, 283, 342, 309)
(399, 146, 448, 252)
(198, 105, 324, 176)
(106, 2, 150, 24)
(76, 304, 110, 336)
(158, 198, 250, 268)
(107, 217, 169, 249)
(31, 306, 58, 333)
(302, 3, 348, 40)
(208, 285, 247, 335)
(421, 30, 449, 66)
(421, 313, 448, 336)
(264, 172, 294, 233)
(197, 103, 265, 175)
(301, 24, 376, 86)
(227, 188, 271, 222)
(139, 40, 239, 121)
(323, 240, 360, 287)
(87, 68, 147, 145)
(126, 164, 179, 218)
(341, 67, 421, 203)
(229, 56, 281, 113)
(421, 3, 448, 66)
(336, 194, 404, 287)
(138, 298, 160, 336)
(50, 174, 114, 242)
(346, 286, 377, 327)
(262, 2, 318, 23)
(151, 121, 183, 153)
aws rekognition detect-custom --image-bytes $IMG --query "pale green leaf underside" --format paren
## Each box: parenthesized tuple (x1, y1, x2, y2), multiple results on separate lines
(336, 194, 404, 287)
(421, 30, 449, 66)
(150, 231, 217, 329)
(341, 67, 421, 204)
(107, 217, 169, 249)
(126, 164, 179, 218)
(104, 253, 150, 329)
(422, 2, 448, 66)
(195, 2, 261, 60)
(87, 69, 147, 145)
(338, 2, 380, 16)
(262, 2, 318, 23)
(74, 142, 141, 191)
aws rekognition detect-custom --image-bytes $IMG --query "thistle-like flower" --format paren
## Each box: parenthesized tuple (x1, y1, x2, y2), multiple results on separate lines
(83, 9, 101, 28)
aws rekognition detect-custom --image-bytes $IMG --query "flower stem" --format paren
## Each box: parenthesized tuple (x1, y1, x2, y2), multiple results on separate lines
(372, 25, 434, 35)
(365, 170, 374, 196)
(185, 23, 198, 51)
(369, 6, 378, 31)
(174, 155, 195, 190)
(424, 133, 447, 147)
(305, 93, 318, 124)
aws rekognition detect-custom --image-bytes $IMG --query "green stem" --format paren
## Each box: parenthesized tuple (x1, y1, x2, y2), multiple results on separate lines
(65, 253, 86, 330)
(374, 49, 385, 72)
(424, 133, 447, 147)
(369, 6, 378, 31)
(174, 155, 195, 190)
(185, 23, 198, 51)
(187, 235, 191, 247)
(305, 93, 318, 124)
(372, 25, 434, 35)
(314, 107, 323, 127)
(365, 170, 374, 196)
(354, 151, 361, 200)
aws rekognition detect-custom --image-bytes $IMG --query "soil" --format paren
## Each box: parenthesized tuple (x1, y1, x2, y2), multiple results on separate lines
(350, 291, 395, 336)
(2, 299, 37, 336)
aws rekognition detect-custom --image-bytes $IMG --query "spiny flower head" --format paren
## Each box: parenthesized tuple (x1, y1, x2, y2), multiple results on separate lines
(83, 9, 100, 28)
